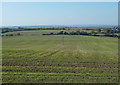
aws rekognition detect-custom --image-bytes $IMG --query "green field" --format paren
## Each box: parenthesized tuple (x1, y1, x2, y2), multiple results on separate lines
(2, 30, 118, 83)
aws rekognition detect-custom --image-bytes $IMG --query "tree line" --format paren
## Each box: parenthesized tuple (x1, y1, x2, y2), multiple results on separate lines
(1, 27, 66, 33)
(43, 28, 119, 38)
(1, 33, 21, 37)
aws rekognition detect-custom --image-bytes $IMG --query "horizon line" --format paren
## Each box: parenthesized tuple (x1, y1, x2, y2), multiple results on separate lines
(0, 24, 118, 27)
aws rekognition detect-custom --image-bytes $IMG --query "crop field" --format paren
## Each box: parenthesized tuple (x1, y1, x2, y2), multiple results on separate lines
(2, 30, 118, 83)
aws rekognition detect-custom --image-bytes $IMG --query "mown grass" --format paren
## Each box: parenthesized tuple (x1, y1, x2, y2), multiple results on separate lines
(2, 30, 118, 83)
(2, 66, 118, 74)
(2, 72, 118, 83)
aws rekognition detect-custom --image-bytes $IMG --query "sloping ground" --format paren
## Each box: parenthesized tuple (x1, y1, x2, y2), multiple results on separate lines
(2, 30, 118, 83)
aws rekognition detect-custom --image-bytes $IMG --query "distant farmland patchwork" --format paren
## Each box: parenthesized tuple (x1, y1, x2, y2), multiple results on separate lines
(2, 30, 118, 83)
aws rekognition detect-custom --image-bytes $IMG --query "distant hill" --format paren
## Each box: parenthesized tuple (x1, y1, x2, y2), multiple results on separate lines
(0, 25, 117, 29)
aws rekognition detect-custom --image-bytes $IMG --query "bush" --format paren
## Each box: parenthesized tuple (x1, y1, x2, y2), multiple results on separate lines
(17, 33, 21, 36)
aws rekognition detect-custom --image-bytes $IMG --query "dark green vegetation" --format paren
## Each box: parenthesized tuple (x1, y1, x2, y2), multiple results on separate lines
(1, 27, 66, 33)
(43, 27, 119, 38)
(2, 27, 120, 38)
(2, 29, 118, 83)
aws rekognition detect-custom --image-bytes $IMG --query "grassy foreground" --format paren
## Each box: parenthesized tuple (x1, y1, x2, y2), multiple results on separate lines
(2, 30, 118, 83)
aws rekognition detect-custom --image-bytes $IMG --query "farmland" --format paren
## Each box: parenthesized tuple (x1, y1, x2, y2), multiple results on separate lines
(2, 30, 118, 83)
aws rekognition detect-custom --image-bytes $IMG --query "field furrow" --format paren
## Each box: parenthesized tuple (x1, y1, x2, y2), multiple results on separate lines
(2, 30, 118, 83)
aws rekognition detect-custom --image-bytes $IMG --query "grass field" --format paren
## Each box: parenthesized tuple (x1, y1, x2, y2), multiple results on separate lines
(2, 30, 118, 83)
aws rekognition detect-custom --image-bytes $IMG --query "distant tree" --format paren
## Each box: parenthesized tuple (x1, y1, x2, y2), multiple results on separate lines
(76, 30, 81, 35)
(50, 32, 54, 35)
(17, 33, 21, 36)
(7, 34, 14, 36)
(106, 29, 111, 33)
(64, 32, 69, 35)
(63, 28, 65, 30)
(98, 29, 102, 33)
(58, 31, 64, 35)
(69, 31, 76, 35)
(80, 31, 88, 35)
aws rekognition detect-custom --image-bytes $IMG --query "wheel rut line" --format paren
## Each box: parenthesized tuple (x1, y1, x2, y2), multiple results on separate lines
(43, 50, 61, 58)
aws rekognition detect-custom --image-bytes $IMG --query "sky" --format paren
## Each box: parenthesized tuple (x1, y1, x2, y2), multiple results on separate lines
(1, 2, 118, 26)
